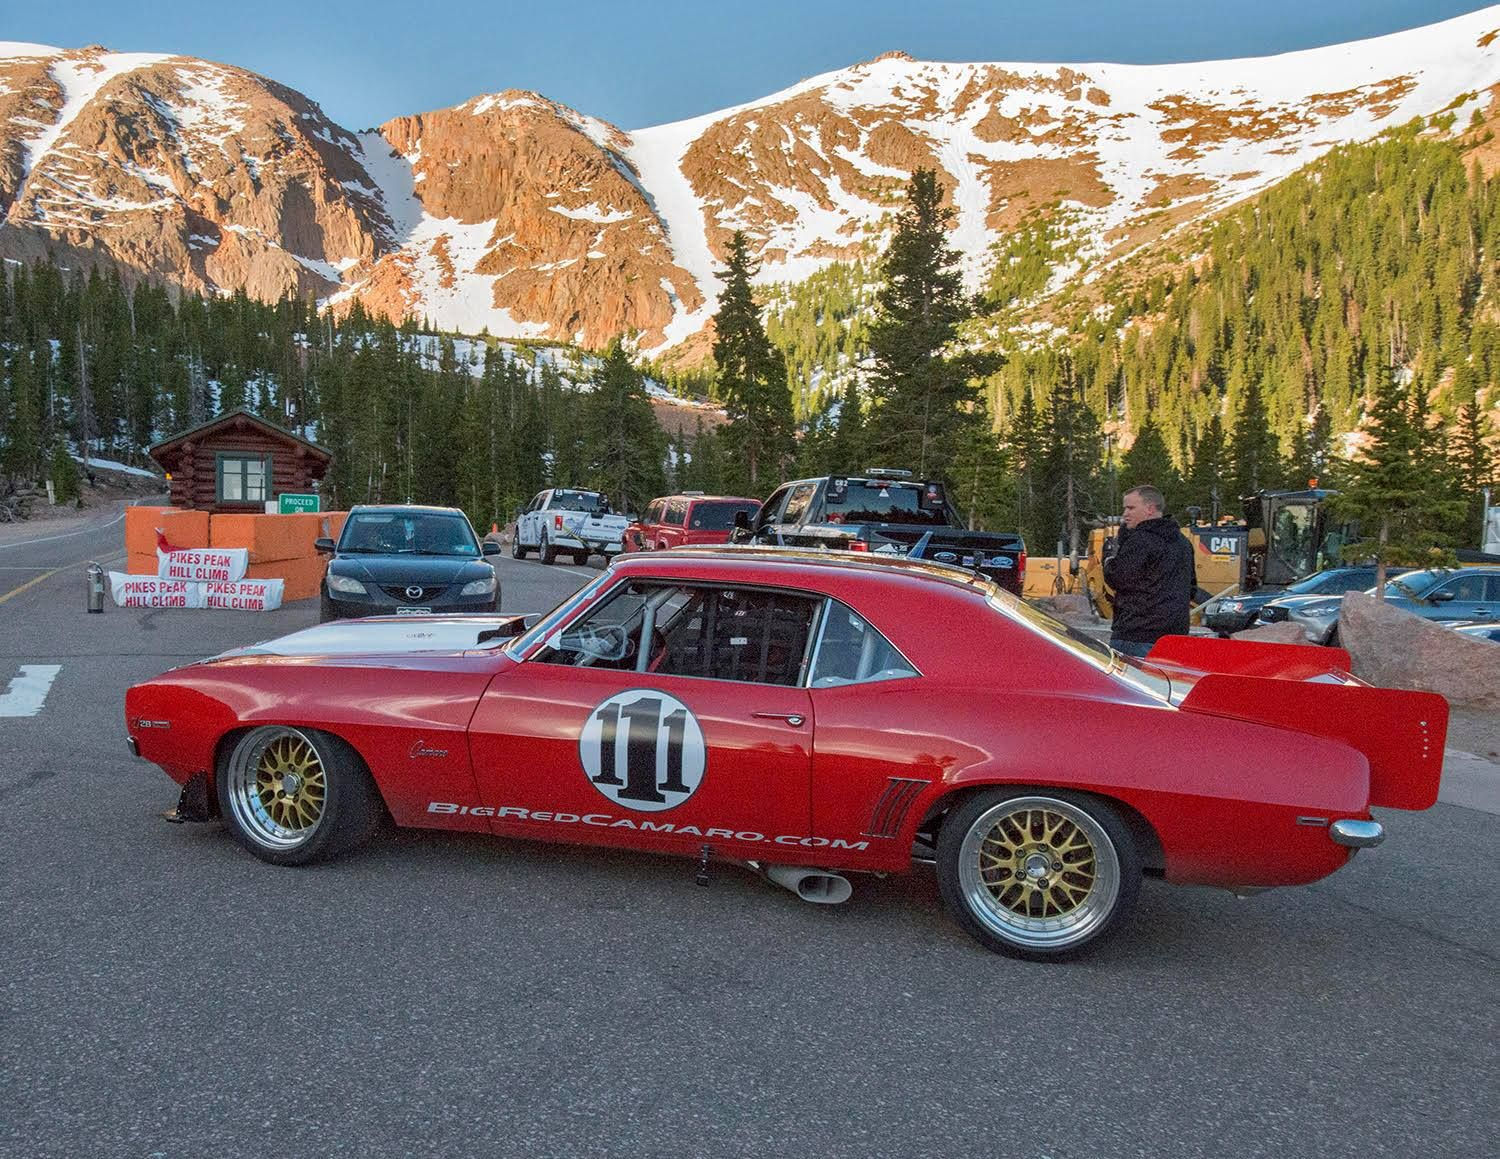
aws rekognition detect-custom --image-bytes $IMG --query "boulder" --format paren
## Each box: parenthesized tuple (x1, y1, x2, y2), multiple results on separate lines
(1339, 593, 1500, 709)
(1231, 621, 1310, 645)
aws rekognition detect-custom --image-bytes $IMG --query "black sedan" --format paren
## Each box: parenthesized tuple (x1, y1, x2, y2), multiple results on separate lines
(1201, 566, 1403, 635)
(316, 505, 501, 622)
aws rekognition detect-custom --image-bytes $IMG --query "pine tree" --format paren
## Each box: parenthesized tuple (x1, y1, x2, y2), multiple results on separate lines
(1119, 415, 1183, 513)
(865, 168, 987, 477)
(1334, 371, 1469, 591)
(712, 232, 794, 492)
(1451, 397, 1495, 544)
(583, 341, 666, 514)
(1228, 377, 1284, 499)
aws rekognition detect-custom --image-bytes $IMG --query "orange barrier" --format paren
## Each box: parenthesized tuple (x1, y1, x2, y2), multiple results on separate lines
(123, 507, 347, 603)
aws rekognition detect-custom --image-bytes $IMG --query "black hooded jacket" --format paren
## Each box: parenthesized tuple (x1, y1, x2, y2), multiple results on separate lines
(1102, 516, 1196, 643)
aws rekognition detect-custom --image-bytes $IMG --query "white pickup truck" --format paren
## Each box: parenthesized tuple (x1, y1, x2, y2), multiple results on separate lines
(513, 488, 631, 564)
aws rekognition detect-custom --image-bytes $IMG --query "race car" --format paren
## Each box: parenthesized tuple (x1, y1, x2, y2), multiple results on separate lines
(125, 549, 1448, 961)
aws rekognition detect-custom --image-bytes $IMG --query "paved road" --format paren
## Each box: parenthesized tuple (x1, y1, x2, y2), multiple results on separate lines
(1, 543, 1496, 1159)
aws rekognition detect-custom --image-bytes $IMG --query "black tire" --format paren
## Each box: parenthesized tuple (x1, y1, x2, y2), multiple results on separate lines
(216, 726, 384, 867)
(539, 535, 557, 565)
(1327, 625, 1342, 647)
(319, 591, 336, 623)
(511, 535, 528, 560)
(573, 550, 590, 565)
(936, 788, 1141, 961)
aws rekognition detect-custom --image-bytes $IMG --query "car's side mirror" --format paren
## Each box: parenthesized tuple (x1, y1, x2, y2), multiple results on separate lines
(481, 541, 500, 556)
(1428, 589, 1456, 603)
(314, 537, 336, 554)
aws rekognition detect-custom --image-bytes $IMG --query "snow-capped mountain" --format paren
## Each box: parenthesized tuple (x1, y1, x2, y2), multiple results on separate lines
(3, 6, 1499, 354)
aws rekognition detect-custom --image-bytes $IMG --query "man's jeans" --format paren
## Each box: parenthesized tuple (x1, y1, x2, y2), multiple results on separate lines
(1110, 638, 1153, 659)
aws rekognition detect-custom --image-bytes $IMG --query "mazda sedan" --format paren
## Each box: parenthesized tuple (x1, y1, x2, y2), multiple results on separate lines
(317, 505, 500, 621)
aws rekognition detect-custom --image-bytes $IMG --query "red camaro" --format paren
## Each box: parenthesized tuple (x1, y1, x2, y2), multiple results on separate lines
(125, 549, 1447, 960)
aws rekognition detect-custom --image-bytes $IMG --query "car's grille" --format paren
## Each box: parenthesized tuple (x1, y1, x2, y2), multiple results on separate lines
(381, 585, 447, 602)
(862, 777, 929, 838)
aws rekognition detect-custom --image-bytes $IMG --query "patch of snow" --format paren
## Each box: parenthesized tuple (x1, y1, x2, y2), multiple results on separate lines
(549, 202, 634, 223)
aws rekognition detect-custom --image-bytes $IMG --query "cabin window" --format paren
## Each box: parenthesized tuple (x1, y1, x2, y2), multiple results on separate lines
(216, 453, 272, 503)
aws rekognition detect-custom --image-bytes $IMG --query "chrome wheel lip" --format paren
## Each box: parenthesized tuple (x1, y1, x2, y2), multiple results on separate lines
(957, 795, 1121, 950)
(225, 726, 328, 851)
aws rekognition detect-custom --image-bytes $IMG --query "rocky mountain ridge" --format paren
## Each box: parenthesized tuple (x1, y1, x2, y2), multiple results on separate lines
(3, 7, 1500, 356)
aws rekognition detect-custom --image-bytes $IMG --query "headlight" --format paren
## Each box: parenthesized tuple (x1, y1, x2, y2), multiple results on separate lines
(460, 575, 497, 597)
(1297, 605, 1338, 624)
(327, 573, 367, 595)
(1222, 601, 1244, 612)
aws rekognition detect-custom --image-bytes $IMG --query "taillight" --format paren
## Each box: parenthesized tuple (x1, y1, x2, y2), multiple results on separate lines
(554, 514, 563, 530)
(848, 541, 869, 552)
(1018, 551, 1027, 580)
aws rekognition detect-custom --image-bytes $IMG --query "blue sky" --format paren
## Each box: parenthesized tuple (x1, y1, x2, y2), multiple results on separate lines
(8, 0, 1492, 130)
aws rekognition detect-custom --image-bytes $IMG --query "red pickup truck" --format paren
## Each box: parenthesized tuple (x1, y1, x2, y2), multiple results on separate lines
(623, 493, 762, 553)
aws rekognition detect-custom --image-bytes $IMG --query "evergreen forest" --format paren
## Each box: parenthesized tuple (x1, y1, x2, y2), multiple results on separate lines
(0, 118, 1495, 553)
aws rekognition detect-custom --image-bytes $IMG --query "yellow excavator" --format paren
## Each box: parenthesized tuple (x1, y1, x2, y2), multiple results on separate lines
(1077, 489, 1345, 621)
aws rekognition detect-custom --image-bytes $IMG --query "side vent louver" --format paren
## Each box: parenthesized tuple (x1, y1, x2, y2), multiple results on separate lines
(863, 777, 929, 838)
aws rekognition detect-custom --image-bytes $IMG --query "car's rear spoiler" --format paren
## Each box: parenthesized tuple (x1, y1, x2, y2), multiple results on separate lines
(1177, 674, 1448, 811)
(1146, 635, 1352, 680)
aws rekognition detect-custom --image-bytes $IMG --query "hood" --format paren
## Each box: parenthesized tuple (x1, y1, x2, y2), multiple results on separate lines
(328, 554, 494, 585)
(1129, 516, 1182, 544)
(1270, 594, 1342, 614)
(209, 614, 525, 660)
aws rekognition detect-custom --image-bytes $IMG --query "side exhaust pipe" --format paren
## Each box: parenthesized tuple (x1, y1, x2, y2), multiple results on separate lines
(761, 864, 853, 905)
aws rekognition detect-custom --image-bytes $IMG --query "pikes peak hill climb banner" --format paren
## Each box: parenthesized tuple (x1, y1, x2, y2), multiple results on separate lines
(107, 531, 284, 610)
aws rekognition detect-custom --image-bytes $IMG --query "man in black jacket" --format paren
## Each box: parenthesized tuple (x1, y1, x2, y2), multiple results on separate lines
(1102, 485, 1196, 658)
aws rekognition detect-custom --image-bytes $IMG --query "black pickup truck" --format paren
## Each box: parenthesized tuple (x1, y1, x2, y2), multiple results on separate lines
(736, 471, 1027, 595)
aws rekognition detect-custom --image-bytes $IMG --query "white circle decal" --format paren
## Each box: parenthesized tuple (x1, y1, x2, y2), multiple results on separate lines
(579, 689, 707, 812)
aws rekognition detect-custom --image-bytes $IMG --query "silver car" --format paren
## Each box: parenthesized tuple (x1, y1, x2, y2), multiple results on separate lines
(1259, 566, 1500, 645)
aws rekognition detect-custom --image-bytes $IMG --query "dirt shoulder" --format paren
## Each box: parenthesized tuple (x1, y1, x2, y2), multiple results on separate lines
(1446, 707, 1500, 761)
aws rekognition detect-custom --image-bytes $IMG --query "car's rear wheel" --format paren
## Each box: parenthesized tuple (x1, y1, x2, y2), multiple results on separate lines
(937, 789, 1141, 961)
(573, 550, 589, 565)
(540, 535, 557, 565)
(511, 536, 528, 560)
(217, 726, 383, 866)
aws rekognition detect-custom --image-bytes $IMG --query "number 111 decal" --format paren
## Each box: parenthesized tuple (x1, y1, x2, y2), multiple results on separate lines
(579, 690, 707, 812)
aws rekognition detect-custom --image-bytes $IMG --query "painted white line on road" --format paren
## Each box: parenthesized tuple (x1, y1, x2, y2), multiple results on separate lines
(0, 508, 126, 550)
(0, 665, 62, 718)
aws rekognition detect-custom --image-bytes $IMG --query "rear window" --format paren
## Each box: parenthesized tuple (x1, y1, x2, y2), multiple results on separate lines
(552, 490, 606, 513)
(830, 481, 947, 526)
(690, 501, 759, 531)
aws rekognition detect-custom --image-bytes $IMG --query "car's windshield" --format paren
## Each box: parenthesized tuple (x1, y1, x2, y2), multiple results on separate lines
(1288, 569, 1370, 595)
(340, 511, 479, 556)
(504, 573, 613, 658)
(828, 481, 947, 526)
(552, 490, 608, 513)
(690, 501, 760, 530)
(1382, 570, 1442, 599)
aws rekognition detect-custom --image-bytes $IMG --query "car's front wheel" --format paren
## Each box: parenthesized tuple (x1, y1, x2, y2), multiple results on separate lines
(217, 726, 383, 866)
(937, 789, 1141, 961)
(511, 535, 528, 560)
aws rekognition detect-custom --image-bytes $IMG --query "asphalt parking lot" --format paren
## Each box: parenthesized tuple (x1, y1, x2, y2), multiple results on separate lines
(2, 506, 1496, 1159)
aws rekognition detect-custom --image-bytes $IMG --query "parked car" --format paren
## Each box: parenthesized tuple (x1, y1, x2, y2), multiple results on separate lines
(316, 505, 500, 622)
(1260, 565, 1500, 644)
(1447, 621, 1500, 643)
(739, 470, 1027, 595)
(514, 488, 630, 564)
(623, 493, 762, 553)
(1202, 566, 1405, 635)
(127, 547, 1445, 962)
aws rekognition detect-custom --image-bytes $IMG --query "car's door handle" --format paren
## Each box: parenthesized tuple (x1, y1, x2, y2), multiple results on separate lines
(752, 711, 805, 727)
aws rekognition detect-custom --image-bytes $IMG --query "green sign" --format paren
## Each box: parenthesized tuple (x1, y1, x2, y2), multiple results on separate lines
(277, 492, 320, 515)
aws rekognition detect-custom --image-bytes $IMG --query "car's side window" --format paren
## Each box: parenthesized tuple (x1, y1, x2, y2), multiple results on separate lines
(664, 499, 687, 526)
(781, 483, 818, 526)
(644, 500, 664, 525)
(756, 486, 791, 532)
(808, 600, 919, 688)
(1484, 575, 1500, 602)
(1436, 574, 1486, 602)
(531, 583, 820, 686)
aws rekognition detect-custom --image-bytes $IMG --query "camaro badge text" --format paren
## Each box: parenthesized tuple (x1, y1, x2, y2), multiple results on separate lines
(409, 741, 450, 759)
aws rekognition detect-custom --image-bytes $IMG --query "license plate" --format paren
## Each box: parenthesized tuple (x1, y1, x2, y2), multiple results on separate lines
(396, 606, 432, 616)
